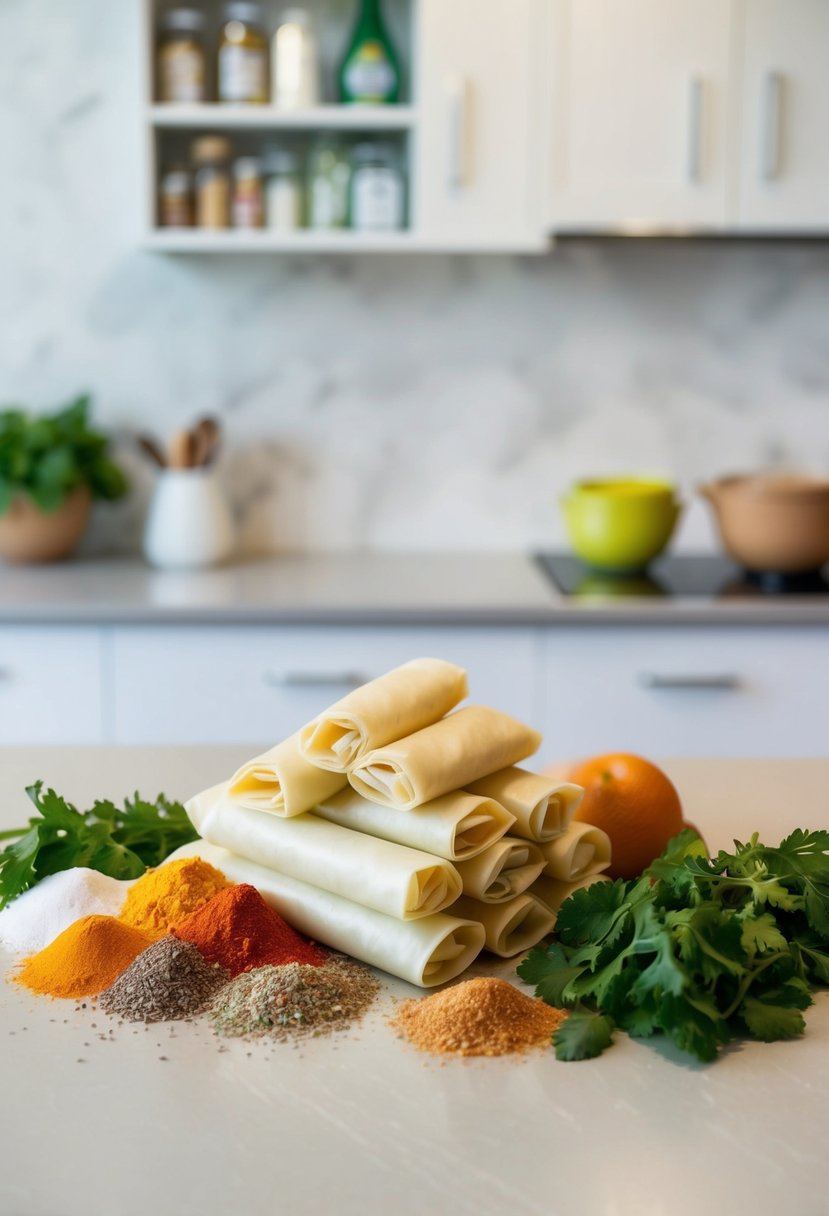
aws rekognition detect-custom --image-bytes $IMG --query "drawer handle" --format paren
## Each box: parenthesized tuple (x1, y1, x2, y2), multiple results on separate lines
(638, 672, 741, 691)
(263, 670, 368, 690)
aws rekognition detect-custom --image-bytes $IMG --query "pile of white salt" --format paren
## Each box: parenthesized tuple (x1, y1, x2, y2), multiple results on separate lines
(0, 869, 134, 955)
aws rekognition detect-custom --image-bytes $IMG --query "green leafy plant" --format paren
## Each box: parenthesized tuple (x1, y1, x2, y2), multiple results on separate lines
(0, 394, 127, 515)
(518, 827, 829, 1064)
(0, 782, 199, 909)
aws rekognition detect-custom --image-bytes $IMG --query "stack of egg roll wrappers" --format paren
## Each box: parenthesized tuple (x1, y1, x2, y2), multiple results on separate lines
(180, 658, 614, 983)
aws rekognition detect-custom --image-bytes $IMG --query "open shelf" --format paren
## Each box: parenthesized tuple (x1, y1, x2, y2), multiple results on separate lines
(148, 104, 418, 131)
(144, 229, 421, 253)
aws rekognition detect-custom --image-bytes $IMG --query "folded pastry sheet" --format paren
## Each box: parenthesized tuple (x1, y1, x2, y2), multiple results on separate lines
(187, 783, 462, 920)
(313, 786, 514, 861)
(298, 657, 469, 772)
(531, 872, 611, 916)
(540, 823, 612, 882)
(452, 893, 556, 959)
(348, 705, 542, 811)
(454, 836, 545, 903)
(228, 734, 347, 818)
(465, 767, 584, 843)
(169, 841, 485, 987)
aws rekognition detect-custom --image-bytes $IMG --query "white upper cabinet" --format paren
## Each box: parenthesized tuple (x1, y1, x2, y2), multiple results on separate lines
(736, 0, 829, 232)
(548, 0, 735, 232)
(414, 0, 548, 250)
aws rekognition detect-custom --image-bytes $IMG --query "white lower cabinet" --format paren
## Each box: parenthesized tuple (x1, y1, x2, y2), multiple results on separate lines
(109, 625, 541, 745)
(0, 627, 103, 745)
(540, 626, 828, 760)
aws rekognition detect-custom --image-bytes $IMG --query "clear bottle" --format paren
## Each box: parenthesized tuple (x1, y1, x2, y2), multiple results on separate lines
(350, 143, 404, 231)
(263, 149, 304, 230)
(338, 0, 400, 105)
(307, 138, 351, 229)
(159, 165, 193, 227)
(157, 8, 207, 103)
(218, 2, 269, 104)
(232, 156, 264, 228)
(192, 136, 232, 229)
(271, 9, 320, 110)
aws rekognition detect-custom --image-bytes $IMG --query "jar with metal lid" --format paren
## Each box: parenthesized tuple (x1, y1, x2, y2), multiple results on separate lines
(218, 2, 268, 103)
(157, 8, 207, 103)
(192, 136, 232, 229)
(350, 142, 405, 231)
(159, 165, 193, 227)
(232, 156, 264, 228)
(263, 148, 303, 230)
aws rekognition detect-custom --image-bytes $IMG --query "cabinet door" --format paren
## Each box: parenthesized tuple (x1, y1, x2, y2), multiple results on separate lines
(540, 626, 828, 760)
(549, 0, 734, 231)
(736, 0, 829, 232)
(111, 625, 541, 745)
(414, 0, 548, 251)
(0, 628, 103, 745)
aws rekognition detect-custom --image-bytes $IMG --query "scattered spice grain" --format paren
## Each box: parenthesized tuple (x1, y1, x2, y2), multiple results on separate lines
(119, 858, 229, 941)
(393, 976, 567, 1058)
(172, 883, 327, 976)
(209, 955, 379, 1041)
(99, 936, 230, 1023)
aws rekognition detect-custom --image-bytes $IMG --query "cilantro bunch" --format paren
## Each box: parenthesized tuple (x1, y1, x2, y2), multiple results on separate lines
(0, 782, 199, 910)
(519, 827, 829, 1063)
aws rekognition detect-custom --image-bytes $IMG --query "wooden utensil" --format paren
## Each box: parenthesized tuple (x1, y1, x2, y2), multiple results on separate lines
(168, 428, 196, 469)
(194, 416, 221, 466)
(137, 434, 167, 468)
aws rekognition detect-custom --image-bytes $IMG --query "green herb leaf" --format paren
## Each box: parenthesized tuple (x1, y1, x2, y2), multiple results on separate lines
(553, 1011, 615, 1061)
(0, 782, 198, 908)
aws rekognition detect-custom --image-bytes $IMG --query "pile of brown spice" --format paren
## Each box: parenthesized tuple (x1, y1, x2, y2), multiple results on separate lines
(393, 976, 567, 1058)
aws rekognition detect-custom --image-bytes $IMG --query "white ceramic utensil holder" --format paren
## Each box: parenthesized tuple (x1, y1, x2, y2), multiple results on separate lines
(143, 469, 235, 570)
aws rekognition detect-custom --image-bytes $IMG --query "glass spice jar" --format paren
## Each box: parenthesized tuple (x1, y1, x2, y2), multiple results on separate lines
(157, 8, 207, 104)
(192, 136, 232, 229)
(232, 156, 264, 228)
(263, 148, 304, 230)
(217, 2, 269, 104)
(159, 165, 193, 227)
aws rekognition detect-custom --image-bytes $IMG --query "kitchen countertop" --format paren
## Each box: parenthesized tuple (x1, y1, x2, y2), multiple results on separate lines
(1, 553, 828, 625)
(2, 747, 829, 1216)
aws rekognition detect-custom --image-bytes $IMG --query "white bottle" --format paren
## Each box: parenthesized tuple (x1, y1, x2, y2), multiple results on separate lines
(264, 149, 303, 230)
(271, 9, 320, 109)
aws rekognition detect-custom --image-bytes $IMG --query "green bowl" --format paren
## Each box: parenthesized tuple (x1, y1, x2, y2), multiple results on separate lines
(562, 479, 681, 572)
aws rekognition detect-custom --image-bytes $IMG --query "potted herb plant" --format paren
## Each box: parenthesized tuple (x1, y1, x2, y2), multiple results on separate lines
(0, 395, 127, 563)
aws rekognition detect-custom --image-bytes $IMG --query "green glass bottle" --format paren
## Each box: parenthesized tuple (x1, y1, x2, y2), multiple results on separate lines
(338, 0, 400, 105)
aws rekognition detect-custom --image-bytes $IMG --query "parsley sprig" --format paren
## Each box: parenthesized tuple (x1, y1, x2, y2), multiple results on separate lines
(0, 782, 199, 910)
(518, 827, 829, 1063)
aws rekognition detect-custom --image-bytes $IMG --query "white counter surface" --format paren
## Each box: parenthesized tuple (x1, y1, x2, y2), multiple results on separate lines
(0, 553, 827, 625)
(1, 748, 829, 1216)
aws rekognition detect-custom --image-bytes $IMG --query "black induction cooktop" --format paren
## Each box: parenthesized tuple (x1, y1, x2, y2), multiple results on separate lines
(534, 553, 829, 600)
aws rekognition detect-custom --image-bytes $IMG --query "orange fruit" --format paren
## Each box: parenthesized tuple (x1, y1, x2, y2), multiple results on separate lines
(569, 753, 684, 879)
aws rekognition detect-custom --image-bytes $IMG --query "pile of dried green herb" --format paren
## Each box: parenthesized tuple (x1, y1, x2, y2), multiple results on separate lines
(209, 954, 379, 1040)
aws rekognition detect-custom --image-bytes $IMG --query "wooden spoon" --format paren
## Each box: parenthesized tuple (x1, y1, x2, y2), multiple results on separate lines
(194, 416, 221, 466)
(137, 434, 167, 468)
(168, 428, 196, 469)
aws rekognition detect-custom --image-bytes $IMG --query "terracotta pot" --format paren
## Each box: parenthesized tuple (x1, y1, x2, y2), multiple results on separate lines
(699, 474, 829, 574)
(0, 486, 92, 564)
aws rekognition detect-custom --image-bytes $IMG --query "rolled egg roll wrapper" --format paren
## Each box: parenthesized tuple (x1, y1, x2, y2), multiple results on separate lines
(298, 657, 469, 772)
(187, 783, 462, 921)
(465, 767, 585, 843)
(313, 786, 515, 862)
(539, 822, 612, 882)
(455, 836, 546, 903)
(229, 733, 347, 818)
(349, 705, 542, 811)
(531, 873, 611, 916)
(169, 840, 485, 988)
(452, 893, 556, 959)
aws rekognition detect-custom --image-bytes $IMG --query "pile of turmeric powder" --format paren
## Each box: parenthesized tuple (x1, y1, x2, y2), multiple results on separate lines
(120, 858, 229, 940)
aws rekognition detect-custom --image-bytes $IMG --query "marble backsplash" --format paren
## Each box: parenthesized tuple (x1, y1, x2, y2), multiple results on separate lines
(1, 0, 828, 555)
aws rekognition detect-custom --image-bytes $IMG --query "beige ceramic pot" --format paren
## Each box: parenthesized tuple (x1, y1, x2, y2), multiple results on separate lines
(0, 486, 92, 563)
(699, 474, 829, 574)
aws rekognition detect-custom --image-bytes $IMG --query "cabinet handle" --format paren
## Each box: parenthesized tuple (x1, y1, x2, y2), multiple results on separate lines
(638, 672, 742, 691)
(687, 76, 705, 183)
(262, 670, 368, 690)
(446, 76, 472, 191)
(760, 71, 784, 181)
